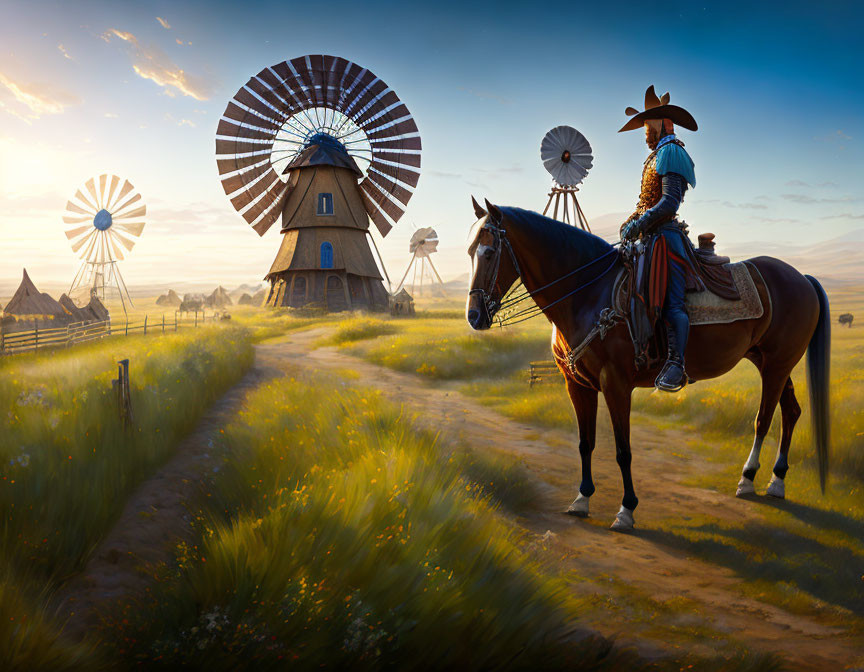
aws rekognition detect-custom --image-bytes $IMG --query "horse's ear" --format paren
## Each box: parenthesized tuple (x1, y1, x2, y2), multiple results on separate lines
(471, 195, 486, 219)
(484, 199, 502, 222)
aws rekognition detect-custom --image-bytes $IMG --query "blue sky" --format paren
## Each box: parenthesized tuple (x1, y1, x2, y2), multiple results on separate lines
(0, 0, 861, 289)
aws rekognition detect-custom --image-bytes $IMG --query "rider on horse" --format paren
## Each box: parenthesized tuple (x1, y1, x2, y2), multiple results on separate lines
(619, 86, 699, 393)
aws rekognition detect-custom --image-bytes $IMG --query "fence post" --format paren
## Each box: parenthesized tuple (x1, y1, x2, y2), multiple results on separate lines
(125, 319, 129, 336)
(144, 315, 148, 335)
(34, 326, 39, 352)
(162, 314, 165, 333)
(114, 359, 133, 428)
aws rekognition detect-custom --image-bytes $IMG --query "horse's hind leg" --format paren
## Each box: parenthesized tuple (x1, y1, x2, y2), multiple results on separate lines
(765, 378, 800, 499)
(565, 381, 598, 517)
(737, 368, 789, 496)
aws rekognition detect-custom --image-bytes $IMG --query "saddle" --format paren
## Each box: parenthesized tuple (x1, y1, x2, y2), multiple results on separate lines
(618, 232, 762, 369)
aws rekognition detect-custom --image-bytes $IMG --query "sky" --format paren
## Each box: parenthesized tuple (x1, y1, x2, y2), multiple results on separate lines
(0, 0, 861, 293)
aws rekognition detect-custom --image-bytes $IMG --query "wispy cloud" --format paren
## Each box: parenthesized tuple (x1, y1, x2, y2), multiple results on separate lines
(0, 70, 79, 122)
(156, 16, 171, 29)
(57, 43, 72, 60)
(781, 193, 857, 205)
(819, 212, 864, 221)
(105, 28, 214, 100)
(784, 180, 837, 189)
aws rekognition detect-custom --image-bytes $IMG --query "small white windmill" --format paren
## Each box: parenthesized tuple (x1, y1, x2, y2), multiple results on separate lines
(395, 227, 445, 296)
(63, 175, 146, 313)
(540, 125, 593, 231)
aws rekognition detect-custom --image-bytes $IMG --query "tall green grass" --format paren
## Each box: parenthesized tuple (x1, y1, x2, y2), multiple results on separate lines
(106, 372, 646, 670)
(347, 318, 551, 380)
(0, 325, 253, 670)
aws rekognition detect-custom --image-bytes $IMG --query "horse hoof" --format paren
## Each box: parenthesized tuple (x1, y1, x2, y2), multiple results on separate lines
(610, 505, 634, 531)
(566, 493, 590, 517)
(766, 476, 785, 499)
(736, 477, 755, 497)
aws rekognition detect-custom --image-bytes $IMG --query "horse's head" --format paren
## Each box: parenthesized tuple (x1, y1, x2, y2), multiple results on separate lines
(466, 197, 521, 330)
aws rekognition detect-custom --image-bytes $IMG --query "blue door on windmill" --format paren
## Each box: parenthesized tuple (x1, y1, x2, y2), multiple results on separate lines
(320, 242, 334, 269)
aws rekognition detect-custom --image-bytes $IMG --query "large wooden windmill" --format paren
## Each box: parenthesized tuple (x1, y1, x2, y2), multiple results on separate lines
(216, 55, 421, 311)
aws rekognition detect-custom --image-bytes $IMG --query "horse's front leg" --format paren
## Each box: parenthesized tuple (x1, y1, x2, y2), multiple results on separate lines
(564, 380, 598, 517)
(602, 378, 638, 531)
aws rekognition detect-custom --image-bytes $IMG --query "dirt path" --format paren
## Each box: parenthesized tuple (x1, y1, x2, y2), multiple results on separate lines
(56, 327, 861, 668)
(259, 329, 862, 670)
(54, 363, 281, 640)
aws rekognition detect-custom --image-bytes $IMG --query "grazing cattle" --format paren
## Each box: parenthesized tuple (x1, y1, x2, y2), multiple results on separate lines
(839, 313, 853, 328)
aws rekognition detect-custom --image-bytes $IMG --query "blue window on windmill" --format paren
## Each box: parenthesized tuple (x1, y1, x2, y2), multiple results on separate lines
(317, 192, 334, 215)
(320, 242, 334, 269)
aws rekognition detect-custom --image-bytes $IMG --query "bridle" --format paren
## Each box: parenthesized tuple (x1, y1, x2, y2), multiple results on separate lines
(468, 218, 523, 324)
(469, 215, 620, 327)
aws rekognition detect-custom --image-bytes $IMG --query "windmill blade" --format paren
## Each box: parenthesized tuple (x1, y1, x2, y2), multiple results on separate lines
(104, 175, 121, 210)
(107, 231, 125, 261)
(112, 192, 142, 215)
(98, 174, 109, 204)
(111, 230, 137, 251)
(72, 191, 97, 214)
(111, 180, 135, 209)
(540, 125, 594, 187)
(216, 55, 420, 237)
(114, 205, 146, 220)
(65, 224, 92, 240)
(85, 178, 102, 209)
(63, 215, 92, 225)
(114, 221, 145, 237)
(71, 228, 97, 253)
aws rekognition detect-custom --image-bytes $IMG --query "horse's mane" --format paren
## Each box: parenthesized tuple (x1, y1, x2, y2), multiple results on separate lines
(499, 206, 613, 260)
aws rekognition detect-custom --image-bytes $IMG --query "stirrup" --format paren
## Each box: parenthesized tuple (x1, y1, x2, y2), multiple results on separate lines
(655, 359, 687, 392)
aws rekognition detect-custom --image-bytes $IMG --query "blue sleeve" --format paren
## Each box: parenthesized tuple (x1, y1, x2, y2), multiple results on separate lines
(655, 143, 696, 188)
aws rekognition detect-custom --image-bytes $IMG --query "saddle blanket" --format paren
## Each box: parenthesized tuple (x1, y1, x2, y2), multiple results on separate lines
(687, 262, 765, 325)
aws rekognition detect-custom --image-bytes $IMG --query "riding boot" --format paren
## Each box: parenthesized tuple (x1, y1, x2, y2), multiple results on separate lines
(655, 325, 688, 392)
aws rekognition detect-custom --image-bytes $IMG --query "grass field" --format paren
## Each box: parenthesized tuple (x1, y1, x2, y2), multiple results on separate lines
(101, 369, 776, 671)
(0, 324, 254, 670)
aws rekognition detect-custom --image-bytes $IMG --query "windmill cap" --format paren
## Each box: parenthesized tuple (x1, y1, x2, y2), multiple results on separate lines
(618, 85, 698, 133)
(282, 133, 363, 176)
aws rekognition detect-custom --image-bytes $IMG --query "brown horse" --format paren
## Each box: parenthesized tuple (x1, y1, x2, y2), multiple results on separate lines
(466, 200, 830, 530)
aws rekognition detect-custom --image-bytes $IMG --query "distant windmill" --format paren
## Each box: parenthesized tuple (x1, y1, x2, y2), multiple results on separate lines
(540, 125, 592, 231)
(396, 227, 444, 296)
(63, 175, 146, 313)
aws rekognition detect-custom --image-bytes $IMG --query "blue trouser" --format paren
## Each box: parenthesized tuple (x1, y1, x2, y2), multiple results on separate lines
(659, 227, 690, 354)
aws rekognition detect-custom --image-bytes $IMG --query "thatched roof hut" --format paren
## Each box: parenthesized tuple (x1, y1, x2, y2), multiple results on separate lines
(156, 289, 182, 306)
(205, 286, 233, 308)
(3, 269, 68, 321)
(389, 288, 415, 316)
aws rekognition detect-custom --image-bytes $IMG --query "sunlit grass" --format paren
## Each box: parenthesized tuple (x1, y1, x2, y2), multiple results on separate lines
(103, 371, 652, 670)
(0, 325, 254, 669)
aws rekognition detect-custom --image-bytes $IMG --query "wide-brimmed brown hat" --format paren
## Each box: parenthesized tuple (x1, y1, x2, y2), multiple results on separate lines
(618, 85, 698, 133)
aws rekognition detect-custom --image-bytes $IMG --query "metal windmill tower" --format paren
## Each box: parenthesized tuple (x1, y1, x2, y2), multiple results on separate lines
(396, 227, 444, 296)
(540, 126, 593, 231)
(216, 54, 421, 311)
(63, 175, 146, 313)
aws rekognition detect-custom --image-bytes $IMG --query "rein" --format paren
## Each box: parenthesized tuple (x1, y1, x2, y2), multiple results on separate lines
(471, 218, 620, 327)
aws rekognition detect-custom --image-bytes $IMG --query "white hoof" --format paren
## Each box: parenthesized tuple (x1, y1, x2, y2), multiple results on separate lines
(567, 493, 590, 517)
(610, 505, 635, 531)
(736, 477, 755, 497)
(766, 475, 785, 499)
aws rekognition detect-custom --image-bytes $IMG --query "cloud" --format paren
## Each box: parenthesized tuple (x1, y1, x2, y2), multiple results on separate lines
(156, 16, 171, 29)
(781, 193, 857, 205)
(784, 180, 838, 189)
(428, 170, 462, 179)
(57, 43, 72, 60)
(104, 112, 118, 118)
(105, 28, 214, 100)
(178, 118, 195, 128)
(0, 70, 79, 122)
(820, 212, 864, 221)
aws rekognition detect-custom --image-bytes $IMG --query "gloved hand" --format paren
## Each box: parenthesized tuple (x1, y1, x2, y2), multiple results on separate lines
(621, 218, 642, 241)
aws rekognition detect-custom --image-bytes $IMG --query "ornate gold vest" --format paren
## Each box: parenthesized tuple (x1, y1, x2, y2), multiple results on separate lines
(633, 152, 663, 217)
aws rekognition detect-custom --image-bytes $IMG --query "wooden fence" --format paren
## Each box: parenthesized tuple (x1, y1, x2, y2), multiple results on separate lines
(0, 311, 221, 356)
(528, 360, 560, 386)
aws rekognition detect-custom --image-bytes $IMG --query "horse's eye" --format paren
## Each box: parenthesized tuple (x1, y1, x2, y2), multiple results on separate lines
(483, 248, 493, 260)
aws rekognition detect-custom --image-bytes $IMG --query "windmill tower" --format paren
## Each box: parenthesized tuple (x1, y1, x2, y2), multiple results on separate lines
(216, 55, 421, 311)
(63, 175, 146, 313)
(540, 126, 593, 231)
(396, 227, 444, 296)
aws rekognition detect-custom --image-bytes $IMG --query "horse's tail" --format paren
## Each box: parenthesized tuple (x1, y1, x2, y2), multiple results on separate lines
(805, 275, 830, 492)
